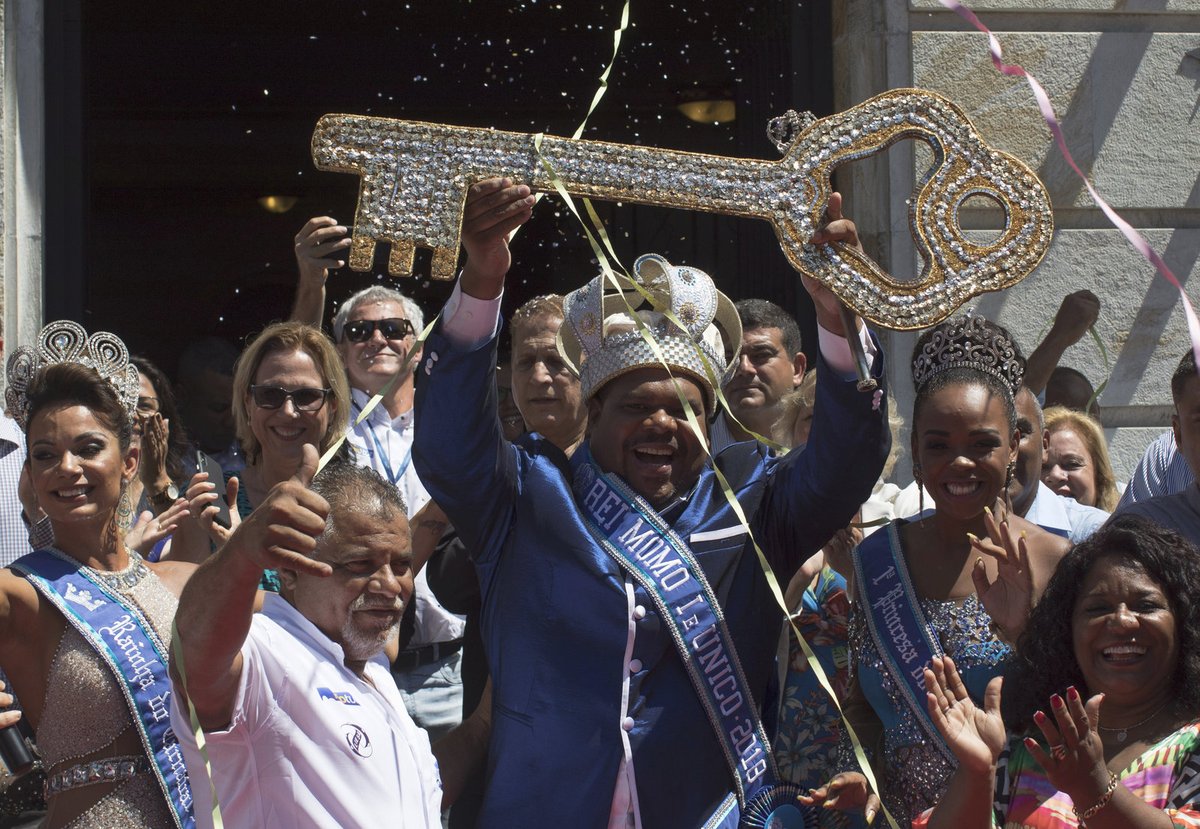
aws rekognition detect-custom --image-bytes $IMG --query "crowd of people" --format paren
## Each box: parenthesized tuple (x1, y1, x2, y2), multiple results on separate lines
(0, 175, 1197, 829)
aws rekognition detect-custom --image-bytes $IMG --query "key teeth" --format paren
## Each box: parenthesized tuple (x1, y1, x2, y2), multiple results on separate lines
(388, 241, 416, 277)
(349, 236, 376, 272)
(430, 246, 458, 281)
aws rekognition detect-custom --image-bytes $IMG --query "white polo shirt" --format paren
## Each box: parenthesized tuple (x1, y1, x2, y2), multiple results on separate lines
(172, 593, 443, 829)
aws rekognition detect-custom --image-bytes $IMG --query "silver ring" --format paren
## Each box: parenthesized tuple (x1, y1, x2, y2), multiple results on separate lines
(1050, 743, 1067, 761)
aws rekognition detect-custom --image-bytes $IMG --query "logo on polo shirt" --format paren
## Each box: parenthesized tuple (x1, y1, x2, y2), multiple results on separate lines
(342, 723, 373, 758)
(317, 687, 361, 706)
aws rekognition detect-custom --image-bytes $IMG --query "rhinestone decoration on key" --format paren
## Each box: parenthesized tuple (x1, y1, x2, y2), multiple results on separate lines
(311, 87, 1053, 331)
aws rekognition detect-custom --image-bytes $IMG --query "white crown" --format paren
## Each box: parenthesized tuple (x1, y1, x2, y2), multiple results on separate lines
(911, 313, 1024, 393)
(5, 321, 140, 431)
(556, 254, 742, 408)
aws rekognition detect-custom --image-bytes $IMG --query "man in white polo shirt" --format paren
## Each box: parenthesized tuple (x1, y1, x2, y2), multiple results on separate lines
(169, 449, 441, 829)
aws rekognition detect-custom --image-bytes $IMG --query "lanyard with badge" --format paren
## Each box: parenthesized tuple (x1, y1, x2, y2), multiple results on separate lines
(352, 398, 414, 486)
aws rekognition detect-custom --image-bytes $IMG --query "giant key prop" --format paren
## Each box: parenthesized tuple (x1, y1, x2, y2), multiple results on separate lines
(311, 88, 1052, 330)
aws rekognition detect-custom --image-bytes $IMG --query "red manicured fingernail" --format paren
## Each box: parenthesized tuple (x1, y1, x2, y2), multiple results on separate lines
(1067, 686, 1079, 702)
(1033, 710, 1046, 724)
(1024, 737, 1038, 750)
(1051, 694, 1064, 709)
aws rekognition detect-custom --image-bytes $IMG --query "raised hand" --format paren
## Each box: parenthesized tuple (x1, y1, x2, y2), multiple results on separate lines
(1048, 290, 1101, 349)
(969, 505, 1034, 643)
(803, 192, 863, 336)
(460, 177, 535, 298)
(0, 680, 22, 729)
(925, 655, 1006, 774)
(222, 444, 330, 577)
(294, 216, 351, 282)
(126, 500, 188, 555)
(799, 771, 882, 825)
(1025, 686, 1108, 799)
(184, 471, 242, 546)
(136, 412, 171, 489)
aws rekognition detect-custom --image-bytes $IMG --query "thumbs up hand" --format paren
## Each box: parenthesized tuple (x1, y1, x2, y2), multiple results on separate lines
(225, 444, 332, 577)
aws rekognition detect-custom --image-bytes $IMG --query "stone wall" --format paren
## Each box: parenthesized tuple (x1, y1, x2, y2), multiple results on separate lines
(836, 0, 1200, 481)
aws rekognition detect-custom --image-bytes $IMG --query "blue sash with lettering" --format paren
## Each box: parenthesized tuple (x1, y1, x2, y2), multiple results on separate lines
(12, 551, 194, 828)
(851, 524, 953, 763)
(572, 454, 811, 829)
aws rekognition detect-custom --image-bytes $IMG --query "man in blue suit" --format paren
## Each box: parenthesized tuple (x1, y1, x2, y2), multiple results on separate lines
(414, 178, 890, 828)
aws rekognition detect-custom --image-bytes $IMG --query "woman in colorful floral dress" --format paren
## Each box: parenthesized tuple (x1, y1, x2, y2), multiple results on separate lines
(920, 516, 1200, 828)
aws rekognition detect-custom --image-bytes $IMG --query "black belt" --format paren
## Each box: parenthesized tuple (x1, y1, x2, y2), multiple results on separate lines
(392, 638, 464, 671)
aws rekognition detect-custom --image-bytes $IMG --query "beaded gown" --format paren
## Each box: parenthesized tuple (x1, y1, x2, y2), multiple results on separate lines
(32, 550, 180, 828)
(841, 524, 1012, 826)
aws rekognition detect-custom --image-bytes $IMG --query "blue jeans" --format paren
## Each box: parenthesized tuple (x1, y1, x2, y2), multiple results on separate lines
(391, 649, 465, 745)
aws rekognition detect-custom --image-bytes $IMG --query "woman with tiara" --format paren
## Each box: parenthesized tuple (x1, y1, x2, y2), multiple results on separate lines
(805, 313, 1071, 825)
(0, 321, 196, 828)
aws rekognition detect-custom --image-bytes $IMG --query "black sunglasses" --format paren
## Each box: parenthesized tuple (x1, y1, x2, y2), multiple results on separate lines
(249, 385, 332, 412)
(342, 318, 415, 343)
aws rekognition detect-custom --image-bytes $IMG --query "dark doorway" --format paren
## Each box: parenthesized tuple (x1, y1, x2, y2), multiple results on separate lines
(46, 0, 832, 373)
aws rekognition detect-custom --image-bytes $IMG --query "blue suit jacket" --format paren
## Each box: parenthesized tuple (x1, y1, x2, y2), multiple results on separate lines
(414, 325, 889, 829)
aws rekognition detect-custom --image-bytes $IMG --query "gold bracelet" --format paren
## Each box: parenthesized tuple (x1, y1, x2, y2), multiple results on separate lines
(1072, 771, 1119, 825)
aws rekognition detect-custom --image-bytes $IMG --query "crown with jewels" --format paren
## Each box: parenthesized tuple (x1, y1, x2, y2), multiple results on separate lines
(5, 321, 140, 431)
(556, 254, 742, 409)
(911, 312, 1025, 394)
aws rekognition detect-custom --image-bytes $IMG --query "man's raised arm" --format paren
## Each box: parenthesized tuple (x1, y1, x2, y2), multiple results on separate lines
(458, 178, 535, 301)
(168, 445, 330, 731)
(412, 179, 534, 560)
(757, 194, 890, 571)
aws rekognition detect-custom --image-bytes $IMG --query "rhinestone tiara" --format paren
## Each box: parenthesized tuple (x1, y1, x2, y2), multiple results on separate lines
(556, 254, 742, 408)
(5, 321, 140, 431)
(911, 312, 1025, 394)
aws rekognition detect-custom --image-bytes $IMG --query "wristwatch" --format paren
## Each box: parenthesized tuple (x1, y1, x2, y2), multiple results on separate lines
(149, 483, 180, 513)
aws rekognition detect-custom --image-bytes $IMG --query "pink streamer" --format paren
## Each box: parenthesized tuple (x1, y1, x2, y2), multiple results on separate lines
(940, 0, 1200, 371)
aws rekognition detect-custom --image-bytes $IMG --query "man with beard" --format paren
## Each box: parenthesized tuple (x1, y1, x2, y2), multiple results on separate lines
(291, 220, 467, 743)
(710, 299, 808, 454)
(169, 452, 442, 828)
(332, 282, 468, 745)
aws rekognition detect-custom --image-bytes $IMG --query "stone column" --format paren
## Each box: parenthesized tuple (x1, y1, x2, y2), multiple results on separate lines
(0, 0, 45, 385)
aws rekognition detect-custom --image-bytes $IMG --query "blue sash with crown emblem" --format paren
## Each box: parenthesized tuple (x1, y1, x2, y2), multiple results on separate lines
(572, 450, 812, 829)
(12, 550, 194, 828)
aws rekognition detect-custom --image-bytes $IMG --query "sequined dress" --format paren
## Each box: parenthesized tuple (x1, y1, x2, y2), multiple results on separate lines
(841, 525, 1012, 826)
(31, 549, 180, 829)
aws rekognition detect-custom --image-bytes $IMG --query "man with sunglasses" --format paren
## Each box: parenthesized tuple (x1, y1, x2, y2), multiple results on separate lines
(329, 286, 469, 755)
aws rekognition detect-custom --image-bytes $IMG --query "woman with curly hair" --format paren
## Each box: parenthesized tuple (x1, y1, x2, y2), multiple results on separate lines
(1042, 406, 1119, 512)
(920, 515, 1200, 828)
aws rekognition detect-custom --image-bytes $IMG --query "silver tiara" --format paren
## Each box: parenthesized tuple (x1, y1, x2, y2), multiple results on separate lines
(911, 313, 1024, 394)
(5, 321, 140, 431)
(556, 254, 742, 408)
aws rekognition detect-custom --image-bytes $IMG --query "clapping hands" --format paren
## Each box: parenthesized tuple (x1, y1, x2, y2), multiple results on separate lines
(924, 655, 1006, 774)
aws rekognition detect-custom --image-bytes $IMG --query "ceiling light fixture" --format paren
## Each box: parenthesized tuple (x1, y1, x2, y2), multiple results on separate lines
(258, 195, 299, 214)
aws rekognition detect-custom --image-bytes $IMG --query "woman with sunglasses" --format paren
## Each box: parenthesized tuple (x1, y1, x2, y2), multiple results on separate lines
(173, 322, 349, 583)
